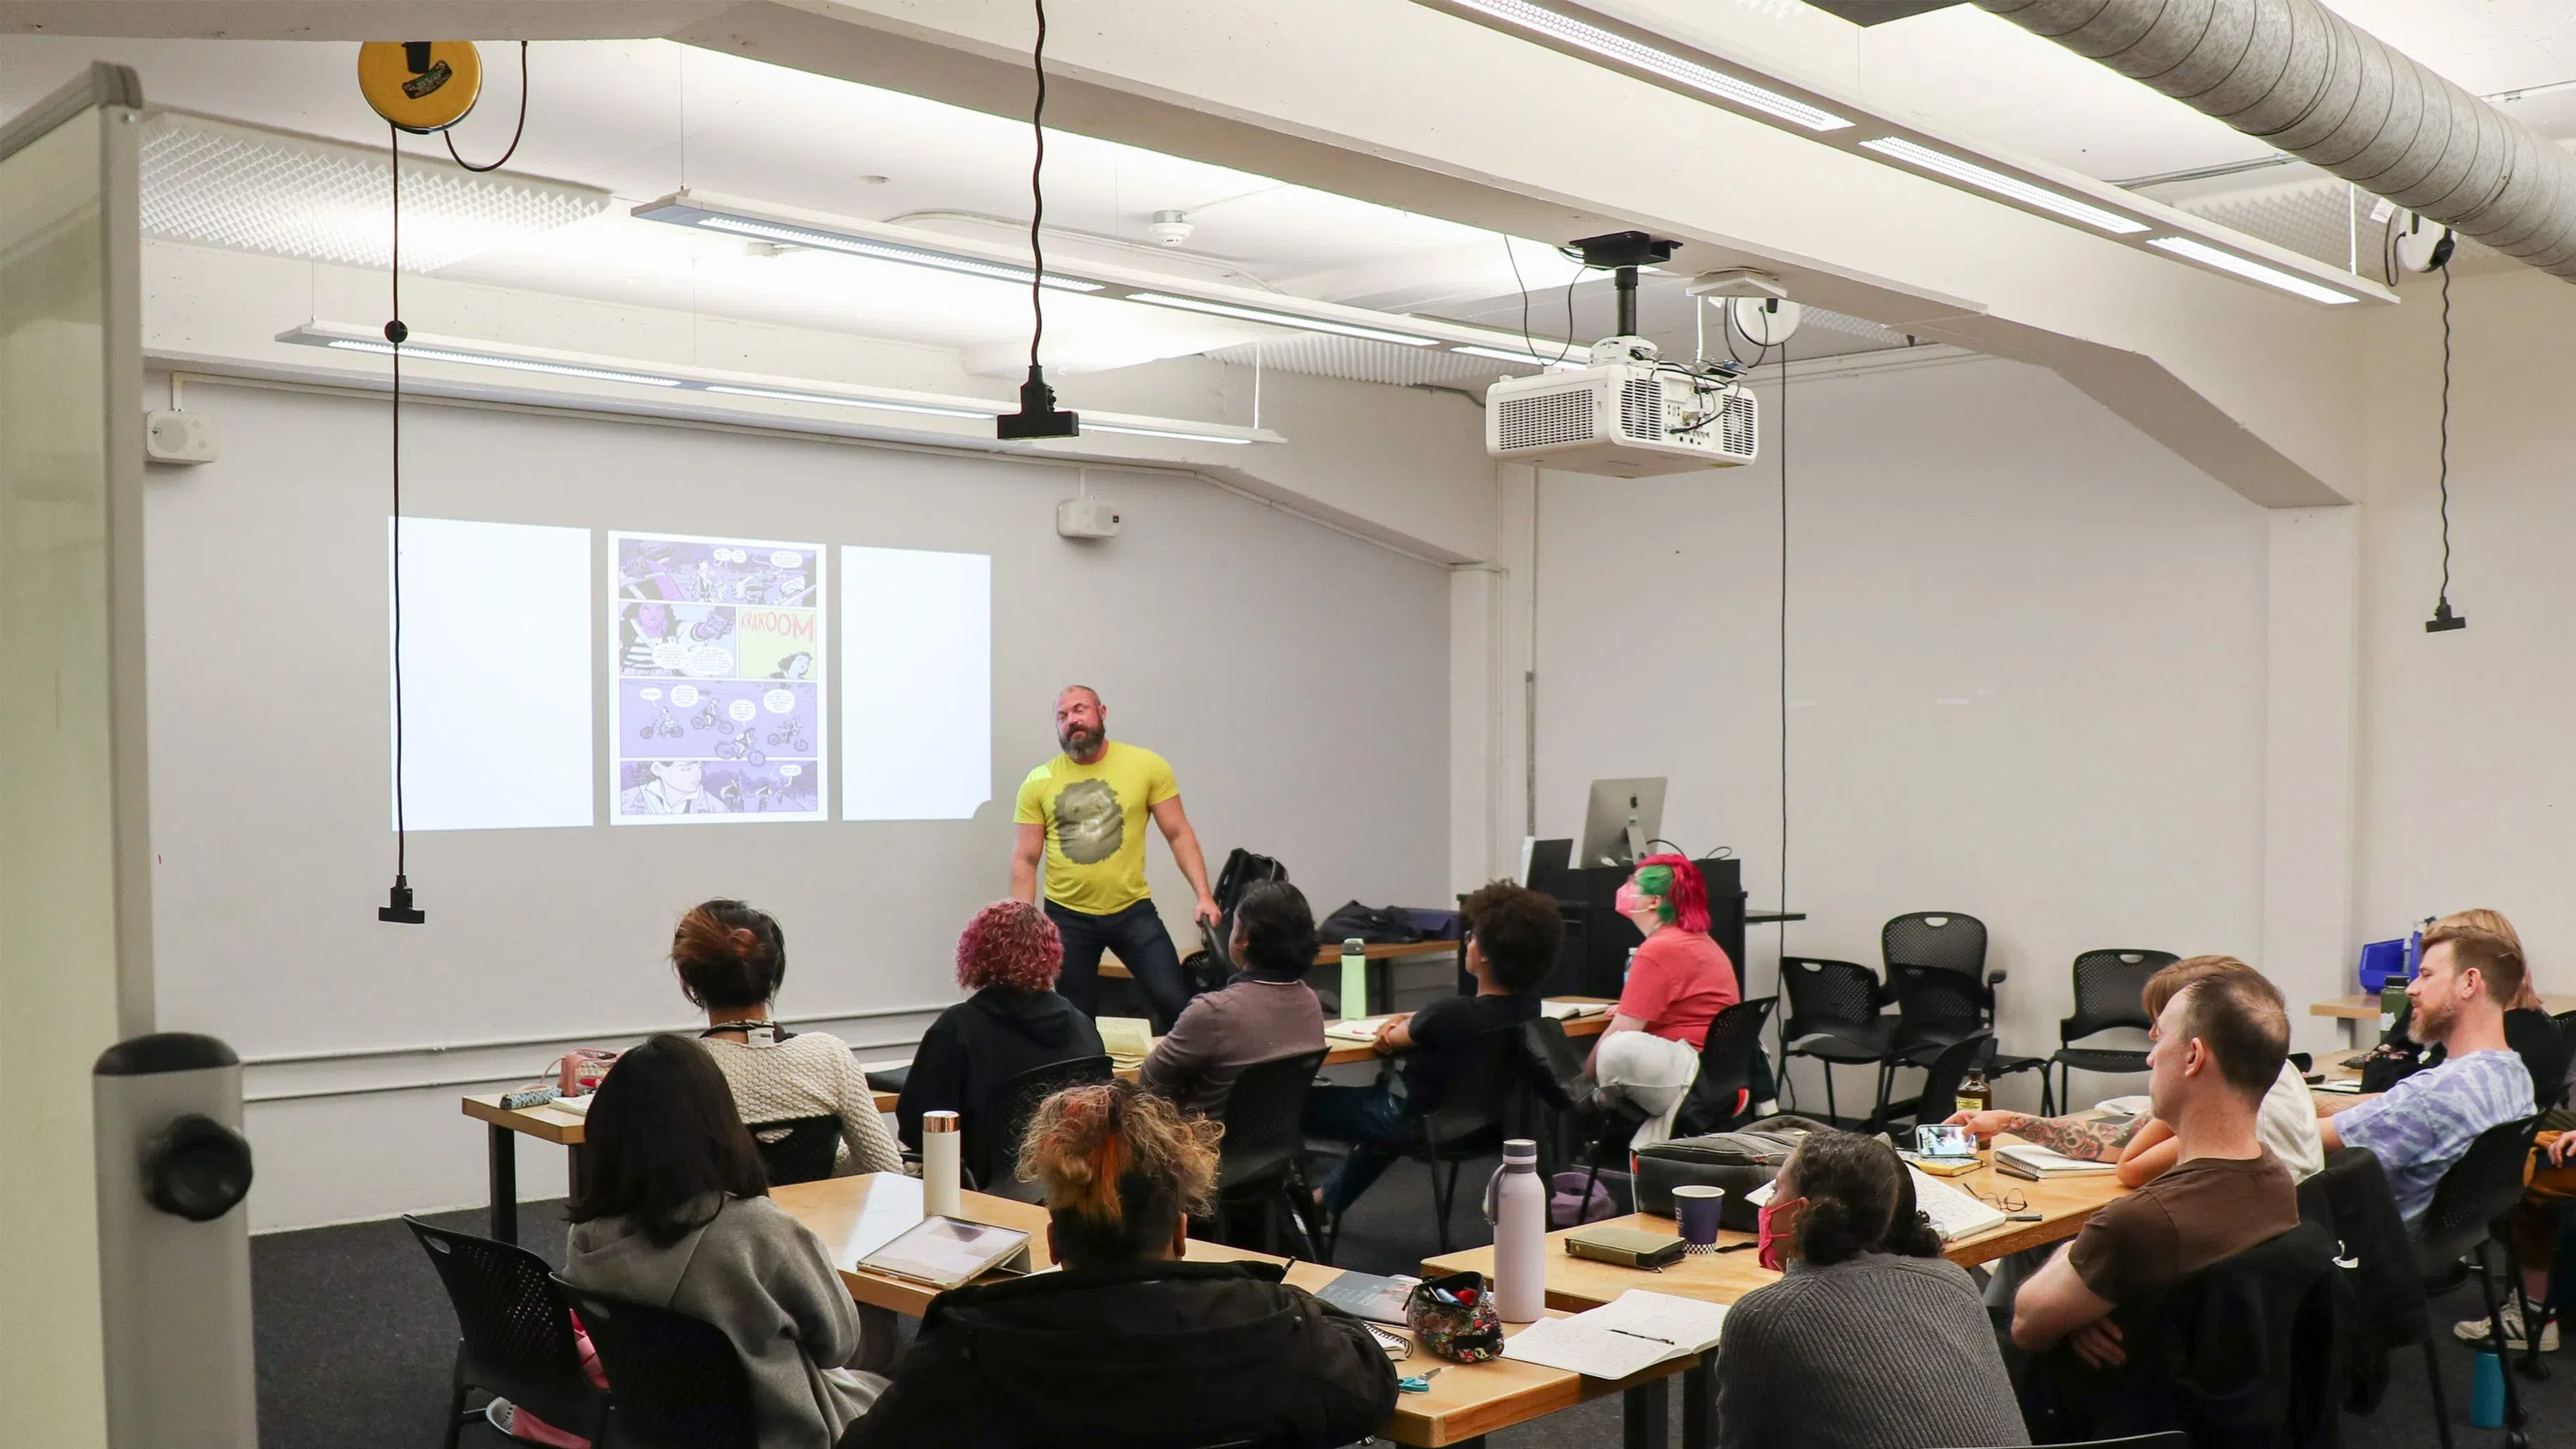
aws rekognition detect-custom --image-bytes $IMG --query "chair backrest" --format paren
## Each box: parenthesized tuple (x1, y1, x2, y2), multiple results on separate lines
(403, 1217, 607, 1432)
(1216, 1048, 1327, 1191)
(2297, 1146, 2428, 1348)
(2416, 1114, 2543, 1270)
(553, 1278, 758, 1449)
(1876, 1031, 1994, 1133)
(971, 1052, 1116, 1200)
(1676, 997, 1778, 1137)
(2063, 949, 2178, 1042)
(1882, 912, 1987, 976)
(1420, 1026, 1526, 1146)
(1780, 957, 1880, 1036)
(745, 1114, 841, 1187)
(1891, 962, 1986, 1033)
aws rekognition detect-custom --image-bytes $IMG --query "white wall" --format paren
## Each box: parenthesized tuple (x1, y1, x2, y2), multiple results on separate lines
(148, 380, 1455, 1230)
(2354, 265, 2576, 984)
(1523, 354, 2275, 1113)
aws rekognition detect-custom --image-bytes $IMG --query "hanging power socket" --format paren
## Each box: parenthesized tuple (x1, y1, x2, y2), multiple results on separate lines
(144, 409, 218, 465)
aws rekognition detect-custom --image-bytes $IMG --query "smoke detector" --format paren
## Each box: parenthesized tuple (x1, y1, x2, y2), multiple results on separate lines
(1148, 209, 1194, 246)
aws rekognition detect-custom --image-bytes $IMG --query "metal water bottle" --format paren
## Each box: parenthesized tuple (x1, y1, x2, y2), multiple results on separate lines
(1340, 937, 1369, 1022)
(1493, 1138, 1546, 1324)
(921, 1110, 962, 1218)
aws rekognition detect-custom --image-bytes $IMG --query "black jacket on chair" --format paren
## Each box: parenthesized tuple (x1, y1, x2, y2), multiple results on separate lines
(2025, 1219, 2349, 1448)
(896, 987, 1103, 1152)
(2296, 1145, 2427, 1413)
(840, 1258, 1398, 1449)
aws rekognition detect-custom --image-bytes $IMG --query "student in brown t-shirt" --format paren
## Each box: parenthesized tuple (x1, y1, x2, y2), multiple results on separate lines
(2011, 967, 2300, 1367)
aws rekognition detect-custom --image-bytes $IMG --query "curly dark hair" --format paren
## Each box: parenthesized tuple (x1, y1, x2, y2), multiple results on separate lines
(1461, 880, 1563, 993)
(1780, 1131, 1941, 1266)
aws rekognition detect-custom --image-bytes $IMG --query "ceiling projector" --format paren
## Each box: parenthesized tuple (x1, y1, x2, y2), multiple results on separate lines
(1485, 336, 1758, 476)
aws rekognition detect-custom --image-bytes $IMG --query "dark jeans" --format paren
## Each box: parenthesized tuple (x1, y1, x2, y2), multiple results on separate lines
(1303, 1082, 1419, 1216)
(1048, 898, 1188, 1031)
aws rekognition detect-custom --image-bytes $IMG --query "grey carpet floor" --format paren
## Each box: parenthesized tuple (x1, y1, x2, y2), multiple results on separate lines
(257, 1164, 2567, 1448)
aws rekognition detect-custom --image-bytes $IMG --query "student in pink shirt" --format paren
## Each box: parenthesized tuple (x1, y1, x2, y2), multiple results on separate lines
(1586, 854, 1740, 1147)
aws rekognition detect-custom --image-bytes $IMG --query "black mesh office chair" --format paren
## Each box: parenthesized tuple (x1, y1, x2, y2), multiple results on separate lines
(1315, 1025, 1530, 1259)
(971, 1053, 1116, 1202)
(2416, 1116, 2543, 1449)
(1882, 912, 2043, 1121)
(745, 1114, 842, 1186)
(404, 1218, 609, 1449)
(1780, 956, 1896, 1127)
(2045, 949, 2178, 1115)
(1877, 1031, 1991, 1137)
(553, 1279, 759, 1449)
(1673, 997, 1779, 1138)
(1212, 1047, 1328, 1256)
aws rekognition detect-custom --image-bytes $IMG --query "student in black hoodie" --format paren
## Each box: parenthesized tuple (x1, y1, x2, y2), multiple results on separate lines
(841, 1080, 1396, 1449)
(896, 900, 1106, 1161)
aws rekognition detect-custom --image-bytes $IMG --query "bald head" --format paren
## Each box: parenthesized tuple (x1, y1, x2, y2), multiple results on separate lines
(1054, 686, 1107, 760)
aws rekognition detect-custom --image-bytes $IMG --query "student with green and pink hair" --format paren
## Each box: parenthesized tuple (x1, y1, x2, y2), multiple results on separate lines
(1587, 853, 1741, 1148)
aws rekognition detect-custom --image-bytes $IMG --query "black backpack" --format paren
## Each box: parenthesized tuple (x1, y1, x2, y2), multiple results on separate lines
(1212, 848, 1287, 912)
(1317, 900, 1425, 945)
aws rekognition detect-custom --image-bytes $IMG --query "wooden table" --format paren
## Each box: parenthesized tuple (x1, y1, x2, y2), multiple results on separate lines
(463, 1087, 900, 1243)
(2310, 991, 2576, 1046)
(1101, 936, 1463, 983)
(774, 1172, 1710, 1448)
(1421, 1140, 2131, 1313)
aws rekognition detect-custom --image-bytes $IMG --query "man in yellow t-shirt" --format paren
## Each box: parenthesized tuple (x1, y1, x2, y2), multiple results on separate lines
(1012, 685, 1220, 1028)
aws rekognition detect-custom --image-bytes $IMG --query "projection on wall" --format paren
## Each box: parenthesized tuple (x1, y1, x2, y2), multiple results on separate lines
(611, 530, 828, 823)
(390, 517, 595, 832)
(841, 544, 991, 821)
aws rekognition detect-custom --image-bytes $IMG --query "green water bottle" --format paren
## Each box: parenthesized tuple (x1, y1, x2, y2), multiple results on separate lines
(2378, 979, 2409, 1047)
(1340, 937, 1368, 1022)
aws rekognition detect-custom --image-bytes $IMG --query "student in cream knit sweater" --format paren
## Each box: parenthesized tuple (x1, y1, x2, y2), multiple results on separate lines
(672, 899, 902, 1178)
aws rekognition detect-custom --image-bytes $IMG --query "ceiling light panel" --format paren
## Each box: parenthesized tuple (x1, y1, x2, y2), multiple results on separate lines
(2144, 237, 2360, 306)
(1858, 137, 2148, 234)
(1440, 0, 1851, 130)
(139, 112, 607, 272)
(686, 213, 1103, 291)
(1122, 292, 1442, 346)
(323, 337, 682, 386)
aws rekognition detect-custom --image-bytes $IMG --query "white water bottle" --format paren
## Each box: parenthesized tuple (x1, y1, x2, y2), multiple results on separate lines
(921, 1110, 962, 1218)
(1493, 1138, 1546, 1324)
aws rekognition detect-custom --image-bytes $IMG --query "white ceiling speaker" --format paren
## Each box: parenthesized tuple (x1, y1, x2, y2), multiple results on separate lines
(2393, 214, 2457, 274)
(1730, 295, 1802, 347)
(1148, 209, 1194, 246)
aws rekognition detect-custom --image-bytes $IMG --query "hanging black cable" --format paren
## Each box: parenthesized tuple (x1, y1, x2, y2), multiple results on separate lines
(997, 0, 1076, 438)
(443, 40, 530, 172)
(380, 123, 423, 924)
(2426, 261, 2466, 634)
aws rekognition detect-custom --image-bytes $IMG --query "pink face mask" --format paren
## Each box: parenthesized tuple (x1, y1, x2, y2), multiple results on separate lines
(1756, 1199, 1796, 1272)
(1614, 882, 1650, 918)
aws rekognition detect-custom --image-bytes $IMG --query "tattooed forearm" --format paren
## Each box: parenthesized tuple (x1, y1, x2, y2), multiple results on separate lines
(1990, 1112, 2147, 1161)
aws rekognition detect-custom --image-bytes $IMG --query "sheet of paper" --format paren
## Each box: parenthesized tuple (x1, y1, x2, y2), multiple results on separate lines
(1499, 1316, 1677, 1380)
(1096, 1016, 1154, 1064)
(1592, 1290, 1729, 1352)
(1906, 1165, 2008, 1241)
(1324, 1016, 1398, 1040)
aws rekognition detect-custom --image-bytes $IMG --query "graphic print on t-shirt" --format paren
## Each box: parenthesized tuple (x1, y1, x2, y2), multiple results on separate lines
(1054, 778, 1123, 864)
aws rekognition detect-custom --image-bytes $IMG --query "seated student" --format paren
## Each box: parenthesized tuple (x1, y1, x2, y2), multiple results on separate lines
(1586, 854, 1741, 1146)
(1713, 1131, 2030, 1449)
(2011, 967, 2301, 1373)
(841, 1081, 1398, 1449)
(2320, 921, 2536, 1233)
(1948, 955, 2324, 1185)
(2410, 909, 2571, 1110)
(1139, 880, 1327, 1117)
(898, 899, 1106, 1151)
(676, 900, 903, 1177)
(1300, 879, 1562, 1220)
(563, 1035, 884, 1449)
(2470, 1123, 2576, 1353)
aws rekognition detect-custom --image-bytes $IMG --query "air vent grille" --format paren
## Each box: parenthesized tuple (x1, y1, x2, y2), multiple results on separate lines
(1497, 387, 1596, 451)
(1718, 391, 1757, 458)
(1619, 377, 1663, 440)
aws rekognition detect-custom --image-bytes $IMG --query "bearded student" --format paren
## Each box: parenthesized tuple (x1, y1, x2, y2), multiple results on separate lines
(1010, 685, 1221, 1031)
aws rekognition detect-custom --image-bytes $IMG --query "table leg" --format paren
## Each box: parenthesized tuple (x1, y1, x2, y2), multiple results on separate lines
(1622, 1379, 1668, 1449)
(489, 1123, 518, 1245)
(568, 1143, 592, 1205)
(1681, 1353, 1713, 1449)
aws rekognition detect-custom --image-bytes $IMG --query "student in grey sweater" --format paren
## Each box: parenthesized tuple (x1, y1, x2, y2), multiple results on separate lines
(556, 1035, 884, 1449)
(1141, 881, 1326, 1117)
(1714, 1131, 2031, 1449)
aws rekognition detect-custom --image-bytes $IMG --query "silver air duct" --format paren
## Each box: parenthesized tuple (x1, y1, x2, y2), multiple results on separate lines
(1978, 0, 2576, 278)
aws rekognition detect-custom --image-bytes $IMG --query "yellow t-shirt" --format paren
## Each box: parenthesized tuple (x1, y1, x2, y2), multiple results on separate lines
(1014, 742, 1180, 917)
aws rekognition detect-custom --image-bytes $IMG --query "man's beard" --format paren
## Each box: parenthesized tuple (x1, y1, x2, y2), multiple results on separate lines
(2412, 997, 2456, 1043)
(1060, 724, 1103, 754)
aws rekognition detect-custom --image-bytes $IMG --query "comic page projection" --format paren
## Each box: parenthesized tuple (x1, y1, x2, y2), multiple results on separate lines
(611, 532, 826, 824)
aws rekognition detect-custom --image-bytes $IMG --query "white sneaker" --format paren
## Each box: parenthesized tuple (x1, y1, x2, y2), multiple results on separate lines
(485, 1399, 519, 1436)
(2455, 1302, 2559, 1352)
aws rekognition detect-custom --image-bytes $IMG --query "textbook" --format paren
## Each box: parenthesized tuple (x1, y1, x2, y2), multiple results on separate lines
(1501, 1290, 1729, 1379)
(1995, 1143, 2119, 1179)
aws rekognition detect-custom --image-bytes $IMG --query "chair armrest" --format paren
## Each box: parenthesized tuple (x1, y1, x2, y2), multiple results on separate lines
(1986, 969, 2008, 989)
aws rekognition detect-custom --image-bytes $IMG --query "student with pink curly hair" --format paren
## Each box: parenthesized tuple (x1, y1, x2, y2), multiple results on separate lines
(896, 900, 1106, 1152)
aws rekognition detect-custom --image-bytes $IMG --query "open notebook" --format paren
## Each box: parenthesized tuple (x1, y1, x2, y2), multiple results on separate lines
(1501, 1290, 1730, 1379)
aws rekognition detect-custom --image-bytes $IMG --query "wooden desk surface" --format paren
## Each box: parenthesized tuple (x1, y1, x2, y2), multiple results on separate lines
(2312, 991, 2576, 1020)
(465, 1088, 901, 1146)
(1102, 937, 1461, 981)
(772, 1173, 1688, 1447)
(1421, 1141, 2129, 1313)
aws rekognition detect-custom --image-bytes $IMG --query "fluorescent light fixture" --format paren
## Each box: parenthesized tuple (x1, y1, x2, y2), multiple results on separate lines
(1858, 137, 2148, 236)
(1080, 421, 1256, 446)
(690, 214, 1104, 292)
(1451, 343, 1589, 369)
(702, 384, 997, 420)
(1446, 0, 1850, 131)
(1123, 292, 1442, 346)
(324, 337, 684, 387)
(2146, 236, 2361, 306)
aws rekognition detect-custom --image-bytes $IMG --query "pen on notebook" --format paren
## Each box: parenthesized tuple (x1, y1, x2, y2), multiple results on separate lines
(1607, 1327, 1674, 1345)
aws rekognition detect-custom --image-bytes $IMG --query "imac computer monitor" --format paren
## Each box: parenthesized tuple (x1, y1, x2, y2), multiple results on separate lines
(1579, 778, 1666, 869)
